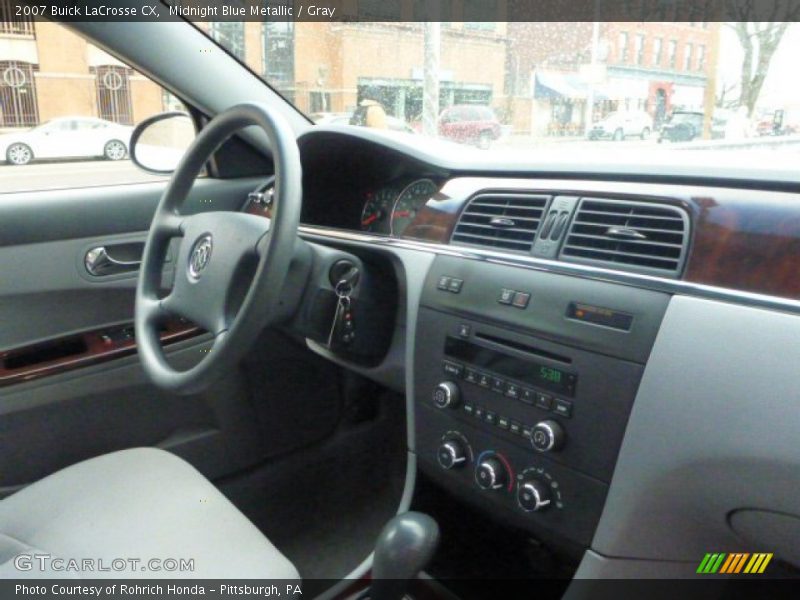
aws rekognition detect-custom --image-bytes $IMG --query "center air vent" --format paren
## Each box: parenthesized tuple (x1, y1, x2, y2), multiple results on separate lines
(561, 198, 690, 276)
(451, 193, 549, 253)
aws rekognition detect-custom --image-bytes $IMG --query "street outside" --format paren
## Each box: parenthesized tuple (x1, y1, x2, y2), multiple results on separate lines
(1, 132, 798, 193)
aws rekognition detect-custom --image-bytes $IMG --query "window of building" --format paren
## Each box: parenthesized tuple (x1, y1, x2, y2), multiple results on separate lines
(92, 65, 133, 125)
(0, 61, 39, 126)
(263, 18, 295, 99)
(634, 34, 645, 65)
(653, 38, 663, 66)
(683, 43, 693, 71)
(0, 0, 34, 35)
(209, 22, 245, 61)
(309, 91, 331, 113)
(358, 0, 401, 20)
(697, 45, 706, 71)
(619, 32, 629, 63)
(668, 40, 677, 68)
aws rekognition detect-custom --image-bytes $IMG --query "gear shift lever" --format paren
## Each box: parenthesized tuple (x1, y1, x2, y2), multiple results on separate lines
(368, 512, 440, 600)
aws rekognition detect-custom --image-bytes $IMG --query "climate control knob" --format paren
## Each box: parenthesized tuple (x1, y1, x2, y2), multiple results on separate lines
(432, 381, 460, 409)
(475, 456, 508, 491)
(530, 420, 565, 452)
(437, 440, 467, 470)
(517, 478, 552, 512)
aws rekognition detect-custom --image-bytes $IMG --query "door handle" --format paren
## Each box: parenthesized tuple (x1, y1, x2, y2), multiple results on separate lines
(85, 246, 141, 276)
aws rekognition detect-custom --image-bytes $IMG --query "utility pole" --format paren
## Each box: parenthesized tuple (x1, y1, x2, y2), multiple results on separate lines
(584, 8, 601, 135)
(423, 21, 441, 137)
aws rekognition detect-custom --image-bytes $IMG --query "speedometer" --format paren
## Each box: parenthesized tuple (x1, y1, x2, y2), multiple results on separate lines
(390, 179, 439, 236)
(360, 188, 396, 234)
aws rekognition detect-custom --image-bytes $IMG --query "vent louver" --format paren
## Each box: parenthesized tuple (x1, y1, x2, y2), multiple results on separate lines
(561, 198, 689, 276)
(451, 193, 549, 253)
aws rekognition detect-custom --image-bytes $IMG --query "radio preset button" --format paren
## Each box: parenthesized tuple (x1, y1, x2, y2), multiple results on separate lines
(520, 388, 536, 405)
(535, 392, 554, 411)
(457, 323, 471, 338)
(509, 421, 523, 436)
(463, 403, 474, 416)
(464, 368, 479, 384)
(553, 399, 572, 418)
(491, 377, 506, 393)
(484, 411, 498, 426)
(497, 416, 510, 430)
(477, 373, 491, 388)
(442, 360, 464, 378)
(474, 406, 485, 419)
(505, 383, 520, 399)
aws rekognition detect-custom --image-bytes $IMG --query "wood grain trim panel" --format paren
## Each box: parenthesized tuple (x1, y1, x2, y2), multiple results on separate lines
(0, 320, 201, 388)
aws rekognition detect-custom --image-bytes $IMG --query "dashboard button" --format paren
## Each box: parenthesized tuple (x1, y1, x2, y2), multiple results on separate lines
(497, 416, 510, 429)
(491, 377, 506, 393)
(535, 392, 553, 410)
(505, 383, 520, 399)
(437, 275, 451, 290)
(509, 421, 522, 436)
(448, 278, 464, 293)
(521, 388, 536, 405)
(477, 373, 491, 388)
(442, 360, 464, 378)
(474, 406, 485, 420)
(498, 288, 515, 304)
(484, 411, 497, 426)
(464, 368, 479, 384)
(512, 292, 531, 309)
(463, 403, 474, 416)
(553, 399, 573, 418)
(457, 323, 471, 338)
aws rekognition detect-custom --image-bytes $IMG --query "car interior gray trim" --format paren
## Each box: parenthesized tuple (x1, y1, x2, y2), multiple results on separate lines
(589, 295, 800, 566)
(0, 177, 265, 247)
(297, 225, 800, 316)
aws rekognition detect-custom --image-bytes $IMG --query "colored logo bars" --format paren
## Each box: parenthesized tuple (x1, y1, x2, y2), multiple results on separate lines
(697, 552, 773, 574)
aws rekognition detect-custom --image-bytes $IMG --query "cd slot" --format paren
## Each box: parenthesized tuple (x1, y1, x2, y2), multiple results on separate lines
(474, 332, 572, 365)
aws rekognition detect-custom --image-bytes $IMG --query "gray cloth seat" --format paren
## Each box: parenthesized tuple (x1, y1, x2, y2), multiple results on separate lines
(0, 448, 299, 579)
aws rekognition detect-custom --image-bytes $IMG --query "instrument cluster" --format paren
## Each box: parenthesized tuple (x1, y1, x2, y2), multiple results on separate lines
(360, 178, 439, 236)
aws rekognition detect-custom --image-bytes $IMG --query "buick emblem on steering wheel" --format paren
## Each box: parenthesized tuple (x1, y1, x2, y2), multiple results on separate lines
(188, 235, 213, 279)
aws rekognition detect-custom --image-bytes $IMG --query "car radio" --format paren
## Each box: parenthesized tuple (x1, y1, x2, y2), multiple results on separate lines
(413, 255, 670, 548)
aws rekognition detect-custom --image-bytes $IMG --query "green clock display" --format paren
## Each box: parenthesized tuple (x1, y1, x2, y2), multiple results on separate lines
(539, 366, 562, 384)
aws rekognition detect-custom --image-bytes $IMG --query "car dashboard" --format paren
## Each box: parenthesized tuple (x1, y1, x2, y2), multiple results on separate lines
(242, 126, 800, 572)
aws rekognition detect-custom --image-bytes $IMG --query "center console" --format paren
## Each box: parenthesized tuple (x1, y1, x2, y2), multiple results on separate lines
(414, 255, 670, 551)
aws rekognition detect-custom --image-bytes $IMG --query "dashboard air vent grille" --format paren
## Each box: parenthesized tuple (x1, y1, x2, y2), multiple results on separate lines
(561, 198, 689, 276)
(451, 193, 549, 253)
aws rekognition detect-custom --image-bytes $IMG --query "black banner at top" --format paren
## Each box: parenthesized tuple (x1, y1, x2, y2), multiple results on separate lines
(6, 0, 800, 22)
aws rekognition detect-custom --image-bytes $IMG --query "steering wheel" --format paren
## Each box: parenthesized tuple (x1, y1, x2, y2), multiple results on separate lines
(135, 103, 302, 394)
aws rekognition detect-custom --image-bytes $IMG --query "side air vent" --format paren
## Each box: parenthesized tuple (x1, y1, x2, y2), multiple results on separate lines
(451, 193, 549, 253)
(561, 198, 690, 276)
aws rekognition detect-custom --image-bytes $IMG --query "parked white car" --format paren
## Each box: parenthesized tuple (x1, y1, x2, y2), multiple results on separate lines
(588, 110, 654, 141)
(0, 117, 133, 165)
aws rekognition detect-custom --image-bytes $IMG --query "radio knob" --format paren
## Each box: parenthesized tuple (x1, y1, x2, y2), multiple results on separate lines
(517, 478, 552, 512)
(475, 456, 508, 491)
(530, 420, 565, 453)
(437, 440, 467, 470)
(432, 381, 460, 409)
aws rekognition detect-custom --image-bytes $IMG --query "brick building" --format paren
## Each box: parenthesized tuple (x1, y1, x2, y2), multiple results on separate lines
(0, 15, 166, 129)
(506, 21, 720, 135)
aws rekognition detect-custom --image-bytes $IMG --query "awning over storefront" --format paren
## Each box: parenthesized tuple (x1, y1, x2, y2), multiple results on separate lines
(534, 71, 610, 101)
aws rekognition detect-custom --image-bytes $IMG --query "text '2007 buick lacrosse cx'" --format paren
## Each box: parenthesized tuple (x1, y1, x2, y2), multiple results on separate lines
(2, 1, 800, 598)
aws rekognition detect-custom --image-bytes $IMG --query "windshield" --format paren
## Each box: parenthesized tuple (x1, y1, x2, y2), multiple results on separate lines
(197, 18, 799, 161)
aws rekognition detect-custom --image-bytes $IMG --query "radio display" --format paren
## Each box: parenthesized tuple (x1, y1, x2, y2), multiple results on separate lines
(444, 336, 577, 397)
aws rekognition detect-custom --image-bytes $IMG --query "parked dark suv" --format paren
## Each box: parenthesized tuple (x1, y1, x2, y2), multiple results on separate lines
(658, 110, 705, 142)
(438, 104, 501, 149)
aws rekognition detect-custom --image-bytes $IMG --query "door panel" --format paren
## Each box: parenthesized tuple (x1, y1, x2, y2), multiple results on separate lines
(0, 176, 275, 492)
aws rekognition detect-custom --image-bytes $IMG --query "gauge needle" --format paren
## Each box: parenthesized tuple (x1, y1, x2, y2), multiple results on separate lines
(362, 214, 379, 226)
(393, 211, 411, 218)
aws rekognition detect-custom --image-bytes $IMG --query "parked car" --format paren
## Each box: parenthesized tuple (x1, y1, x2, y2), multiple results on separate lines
(438, 104, 501, 149)
(658, 110, 705, 142)
(0, 116, 133, 165)
(587, 110, 653, 141)
(310, 111, 415, 133)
